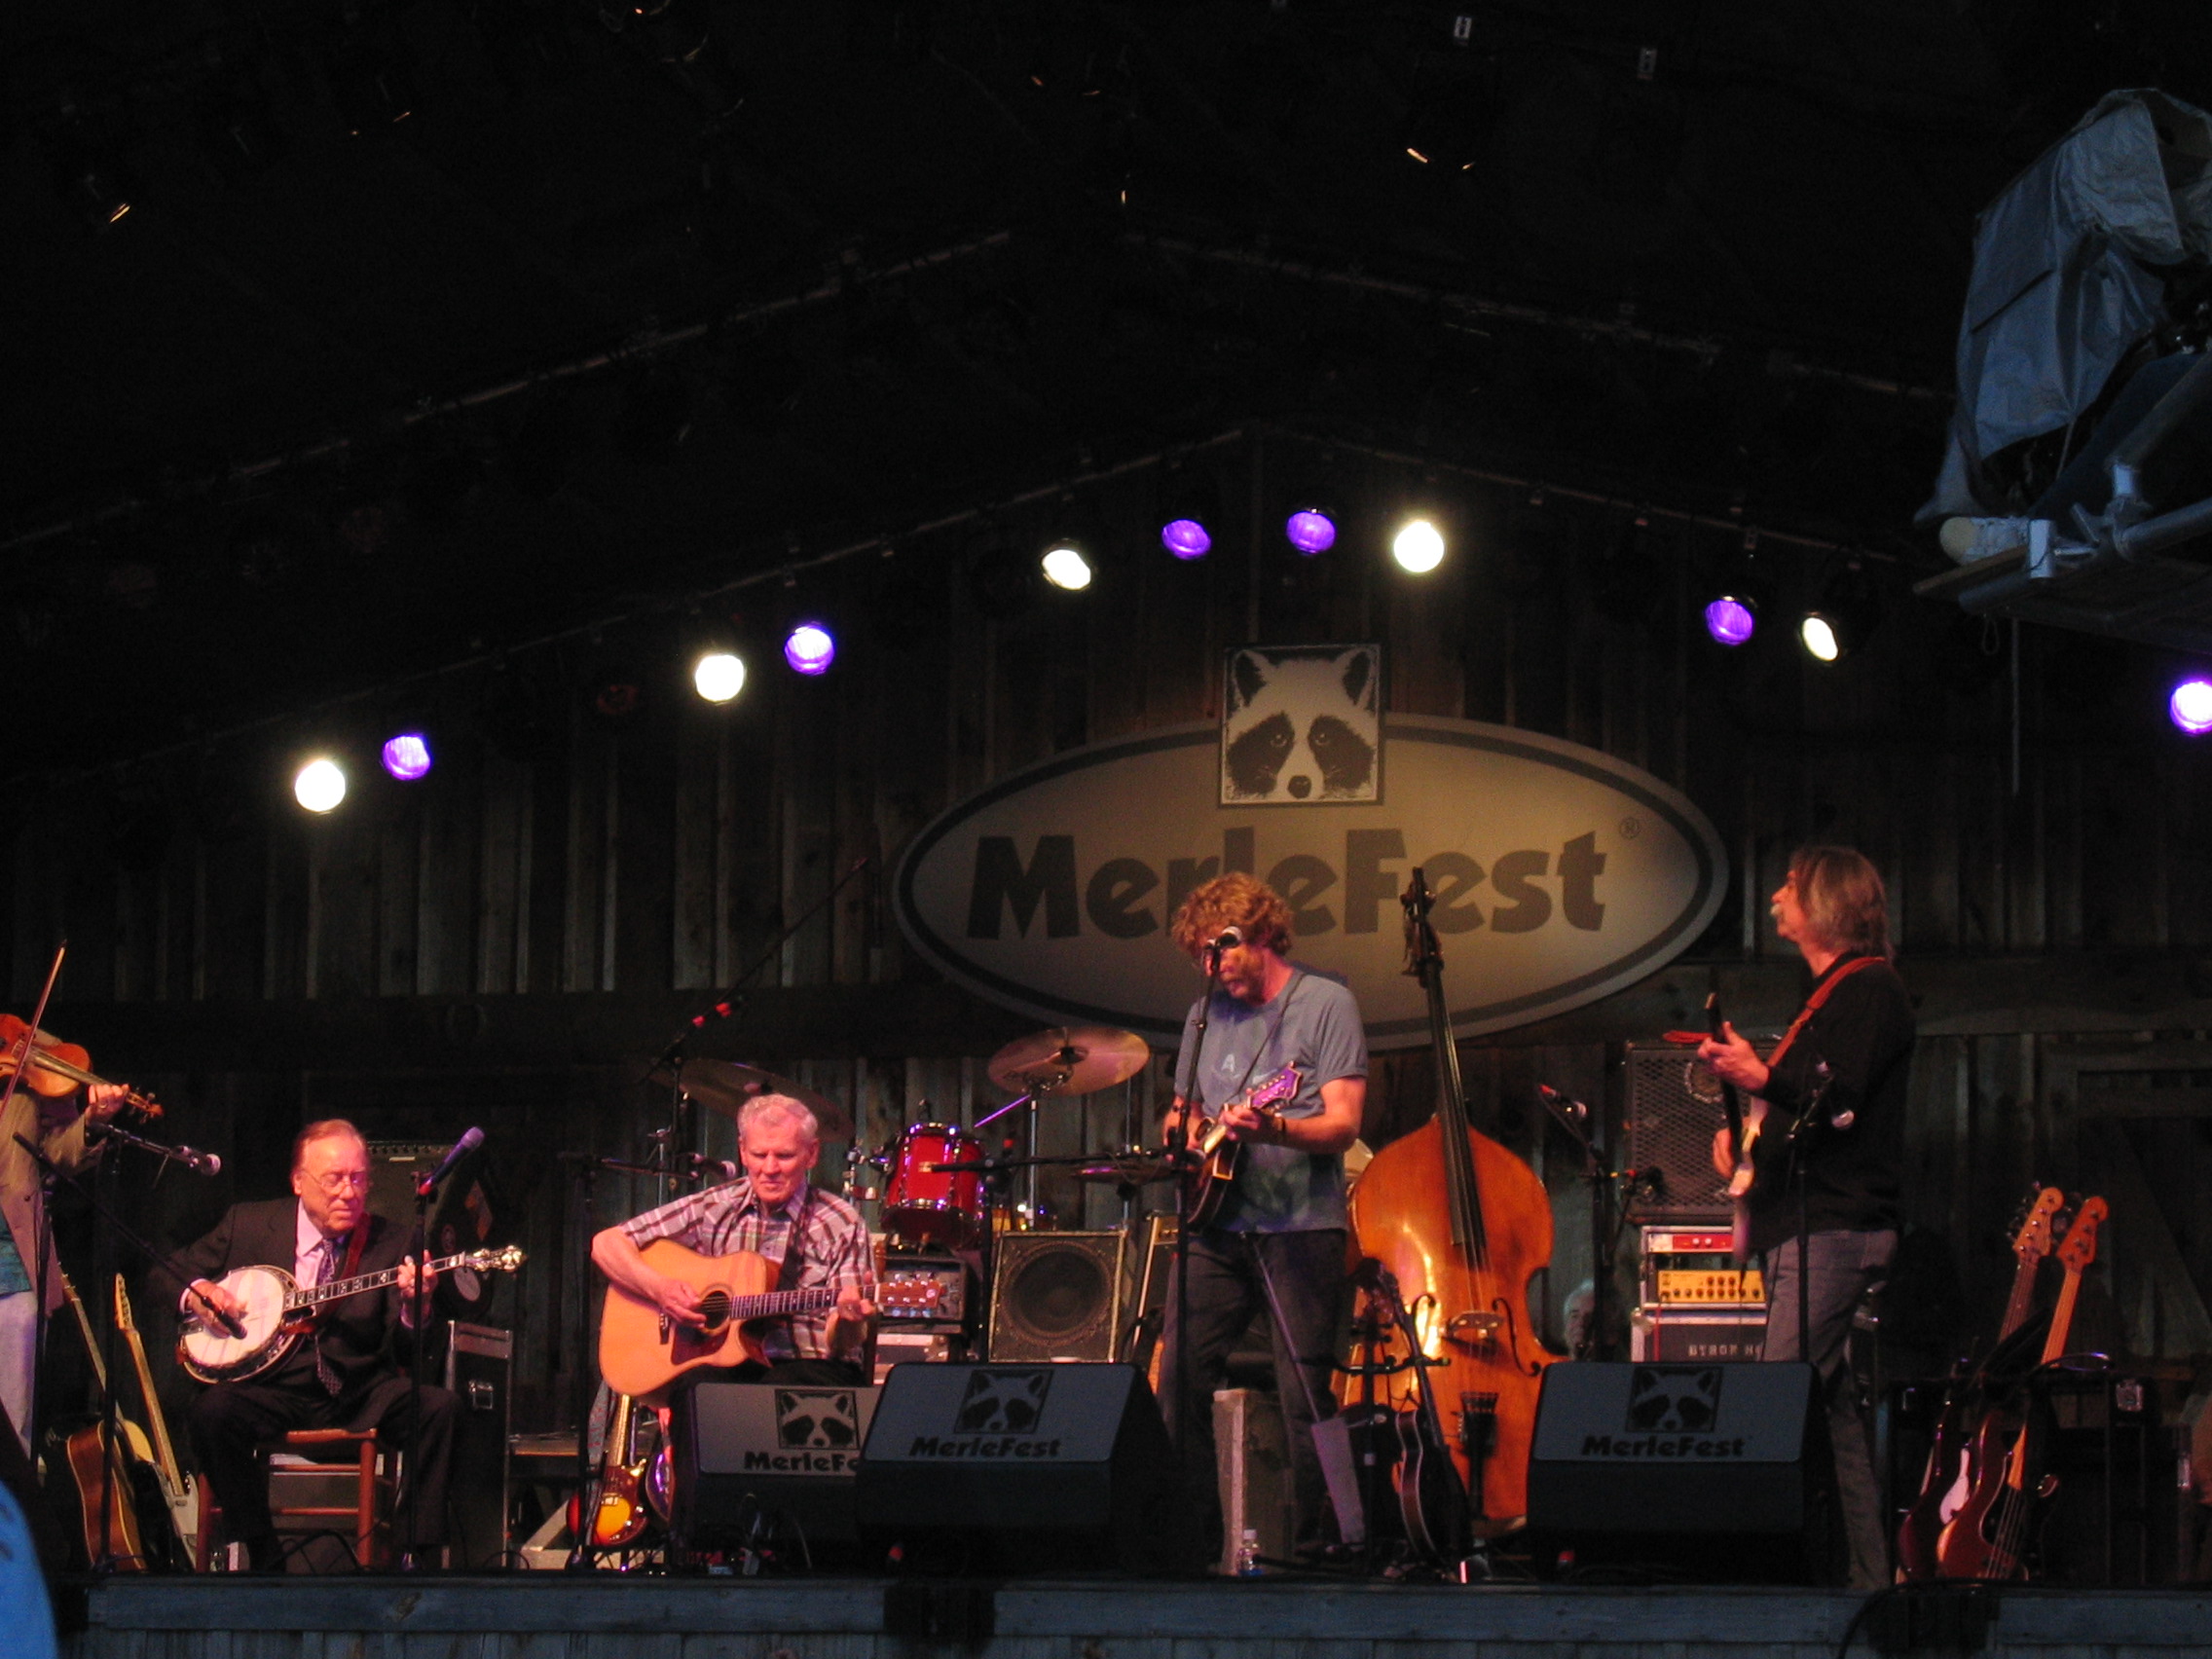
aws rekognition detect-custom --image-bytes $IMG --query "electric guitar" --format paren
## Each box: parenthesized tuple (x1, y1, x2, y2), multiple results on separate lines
(1895, 1186, 2063, 1580)
(1936, 1196, 2106, 1580)
(598, 1240, 941, 1402)
(115, 1274, 201, 1567)
(574, 1391, 653, 1549)
(1706, 992, 1764, 1261)
(1177, 1065, 1303, 1230)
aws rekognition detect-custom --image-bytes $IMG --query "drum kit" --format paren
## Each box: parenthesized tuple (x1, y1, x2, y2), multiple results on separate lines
(863, 1024, 1175, 1250)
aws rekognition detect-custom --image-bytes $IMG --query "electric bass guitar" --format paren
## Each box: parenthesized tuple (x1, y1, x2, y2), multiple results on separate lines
(1894, 1185, 2063, 1580)
(598, 1240, 940, 1402)
(1935, 1196, 2106, 1580)
(115, 1274, 201, 1567)
(177, 1244, 527, 1383)
(1178, 1065, 1303, 1230)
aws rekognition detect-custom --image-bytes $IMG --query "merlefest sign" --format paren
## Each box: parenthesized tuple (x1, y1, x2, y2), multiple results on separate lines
(894, 717, 1727, 1050)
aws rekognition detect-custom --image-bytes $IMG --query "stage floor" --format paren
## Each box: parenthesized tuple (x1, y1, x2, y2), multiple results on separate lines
(59, 1573, 2212, 1659)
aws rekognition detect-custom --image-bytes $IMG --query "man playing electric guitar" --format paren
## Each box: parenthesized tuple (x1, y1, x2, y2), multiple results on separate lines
(1698, 847, 1914, 1590)
(1158, 873, 1367, 1568)
(591, 1093, 876, 1387)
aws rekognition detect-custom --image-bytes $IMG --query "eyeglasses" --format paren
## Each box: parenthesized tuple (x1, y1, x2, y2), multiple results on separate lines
(308, 1170, 372, 1194)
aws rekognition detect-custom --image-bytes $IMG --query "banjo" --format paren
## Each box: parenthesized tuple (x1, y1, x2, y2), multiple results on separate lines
(177, 1244, 526, 1383)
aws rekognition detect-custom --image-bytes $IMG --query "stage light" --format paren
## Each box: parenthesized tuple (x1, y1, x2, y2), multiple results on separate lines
(1161, 517, 1211, 560)
(1041, 538, 1093, 591)
(1285, 507, 1337, 556)
(294, 757, 347, 813)
(1798, 564, 1882, 664)
(784, 622, 836, 676)
(2171, 679, 2212, 734)
(693, 648, 748, 703)
(381, 732, 432, 780)
(1391, 518, 1446, 574)
(1704, 596, 1758, 647)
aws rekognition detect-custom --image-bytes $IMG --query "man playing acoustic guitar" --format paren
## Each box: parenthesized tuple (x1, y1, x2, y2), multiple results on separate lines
(591, 1093, 876, 1387)
(1158, 873, 1367, 1568)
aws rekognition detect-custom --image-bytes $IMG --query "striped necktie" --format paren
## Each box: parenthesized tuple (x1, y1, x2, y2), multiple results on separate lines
(313, 1237, 343, 1396)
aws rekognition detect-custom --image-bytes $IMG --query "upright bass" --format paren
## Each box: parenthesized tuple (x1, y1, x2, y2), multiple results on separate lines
(1345, 869, 1557, 1527)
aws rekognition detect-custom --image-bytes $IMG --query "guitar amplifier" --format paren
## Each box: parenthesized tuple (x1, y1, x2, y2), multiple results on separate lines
(1621, 1039, 1774, 1226)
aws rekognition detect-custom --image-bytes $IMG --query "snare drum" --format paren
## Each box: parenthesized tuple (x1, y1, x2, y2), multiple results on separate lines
(882, 1124, 985, 1248)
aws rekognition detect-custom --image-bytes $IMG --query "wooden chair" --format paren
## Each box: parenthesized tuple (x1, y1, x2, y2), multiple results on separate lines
(196, 1428, 397, 1571)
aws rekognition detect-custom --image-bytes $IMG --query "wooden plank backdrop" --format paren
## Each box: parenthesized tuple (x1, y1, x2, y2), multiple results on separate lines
(9, 435, 2212, 1433)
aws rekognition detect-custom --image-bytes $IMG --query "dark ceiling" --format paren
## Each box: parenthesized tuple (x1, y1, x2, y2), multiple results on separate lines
(8, 0, 2212, 778)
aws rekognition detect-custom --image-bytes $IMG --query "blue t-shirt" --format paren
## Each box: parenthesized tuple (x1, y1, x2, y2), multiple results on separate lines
(1174, 965, 1368, 1234)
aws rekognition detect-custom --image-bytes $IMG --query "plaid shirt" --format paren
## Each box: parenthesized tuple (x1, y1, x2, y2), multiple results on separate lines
(621, 1179, 874, 1363)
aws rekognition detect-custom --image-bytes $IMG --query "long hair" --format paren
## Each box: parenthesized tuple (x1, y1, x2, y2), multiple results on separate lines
(1169, 872, 1293, 965)
(1788, 845, 1893, 961)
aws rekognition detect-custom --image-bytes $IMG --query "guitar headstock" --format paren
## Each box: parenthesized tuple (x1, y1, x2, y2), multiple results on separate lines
(2010, 1186, 2065, 1266)
(2056, 1196, 2108, 1274)
(1250, 1065, 1302, 1113)
(113, 1272, 137, 1334)
(878, 1280, 945, 1313)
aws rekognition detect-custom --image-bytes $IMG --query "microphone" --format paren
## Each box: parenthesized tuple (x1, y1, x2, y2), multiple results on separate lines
(417, 1125, 485, 1196)
(1537, 1084, 1589, 1124)
(1209, 927, 1243, 951)
(173, 1144, 222, 1177)
(680, 1152, 739, 1180)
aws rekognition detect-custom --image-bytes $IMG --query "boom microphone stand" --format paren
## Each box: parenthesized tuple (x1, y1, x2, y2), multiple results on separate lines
(1164, 938, 1228, 1557)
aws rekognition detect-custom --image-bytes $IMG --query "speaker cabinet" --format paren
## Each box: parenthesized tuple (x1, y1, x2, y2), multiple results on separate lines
(670, 1381, 882, 1547)
(857, 1362, 1189, 1572)
(442, 1322, 512, 1568)
(1527, 1360, 1827, 1580)
(1621, 1041, 1769, 1225)
(988, 1232, 1124, 1361)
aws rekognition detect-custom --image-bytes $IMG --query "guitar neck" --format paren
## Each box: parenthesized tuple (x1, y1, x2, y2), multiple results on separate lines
(116, 1284, 185, 1493)
(726, 1285, 839, 1321)
(1997, 1249, 2046, 1344)
(59, 1271, 110, 1393)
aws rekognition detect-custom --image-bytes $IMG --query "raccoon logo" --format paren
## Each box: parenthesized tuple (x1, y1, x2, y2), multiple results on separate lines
(1221, 645, 1381, 804)
(776, 1388, 860, 1449)
(1625, 1365, 1724, 1433)
(953, 1368, 1052, 1433)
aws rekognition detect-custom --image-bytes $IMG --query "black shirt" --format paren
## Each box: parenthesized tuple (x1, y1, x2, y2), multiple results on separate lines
(1745, 953, 1915, 1256)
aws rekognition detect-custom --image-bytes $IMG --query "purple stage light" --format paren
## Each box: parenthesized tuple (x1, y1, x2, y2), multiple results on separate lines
(381, 732, 432, 780)
(2171, 679, 2212, 734)
(784, 623, 836, 676)
(1703, 597, 1757, 647)
(1161, 518, 1211, 560)
(1284, 508, 1337, 555)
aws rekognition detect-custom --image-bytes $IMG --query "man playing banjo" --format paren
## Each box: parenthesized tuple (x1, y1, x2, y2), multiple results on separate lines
(169, 1120, 456, 1570)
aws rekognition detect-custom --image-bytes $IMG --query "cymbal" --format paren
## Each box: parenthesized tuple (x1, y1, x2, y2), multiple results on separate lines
(646, 1057, 852, 1138)
(986, 1025, 1151, 1097)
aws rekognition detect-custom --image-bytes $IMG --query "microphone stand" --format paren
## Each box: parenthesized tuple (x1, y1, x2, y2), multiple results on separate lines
(1537, 1089, 1629, 1361)
(1165, 940, 1227, 1543)
(400, 1164, 435, 1569)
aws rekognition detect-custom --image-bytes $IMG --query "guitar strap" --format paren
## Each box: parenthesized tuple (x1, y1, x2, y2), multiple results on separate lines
(1223, 969, 1301, 1105)
(773, 1190, 807, 1292)
(1765, 954, 1884, 1074)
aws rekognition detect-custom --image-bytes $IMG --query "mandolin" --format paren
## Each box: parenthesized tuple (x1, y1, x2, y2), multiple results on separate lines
(1935, 1196, 2106, 1580)
(1895, 1186, 2062, 1581)
(1177, 1065, 1302, 1230)
(1363, 1260, 1469, 1565)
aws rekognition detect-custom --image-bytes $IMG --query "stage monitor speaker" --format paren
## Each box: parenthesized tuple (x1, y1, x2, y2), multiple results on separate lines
(1621, 1041, 1768, 1225)
(670, 1381, 881, 1548)
(856, 1361, 1188, 1572)
(443, 1322, 512, 1568)
(1526, 1360, 1829, 1581)
(987, 1232, 1123, 1362)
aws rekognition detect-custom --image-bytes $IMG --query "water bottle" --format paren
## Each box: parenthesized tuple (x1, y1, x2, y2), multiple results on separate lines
(1234, 1529, 1262, 1577)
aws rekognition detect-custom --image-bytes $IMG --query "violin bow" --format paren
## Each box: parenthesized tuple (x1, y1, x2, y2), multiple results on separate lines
(0, 940, 67, 1130)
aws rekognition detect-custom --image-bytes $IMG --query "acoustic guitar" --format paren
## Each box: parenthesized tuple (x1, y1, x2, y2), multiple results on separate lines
(53, 1270, 168, 1570)
(599, 1240, 940, 1401)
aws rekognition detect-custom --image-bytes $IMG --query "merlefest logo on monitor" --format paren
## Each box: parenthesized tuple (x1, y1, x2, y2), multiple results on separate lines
(896, 717, 1726, 1049)
(904, 1369, 1066, 1459)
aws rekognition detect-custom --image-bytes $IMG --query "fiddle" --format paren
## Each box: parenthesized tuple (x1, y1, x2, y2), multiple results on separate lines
(0, 1013, 163, 1121)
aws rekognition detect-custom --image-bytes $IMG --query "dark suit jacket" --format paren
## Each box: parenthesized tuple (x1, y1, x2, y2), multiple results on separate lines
(168, 1198, 422, 1402)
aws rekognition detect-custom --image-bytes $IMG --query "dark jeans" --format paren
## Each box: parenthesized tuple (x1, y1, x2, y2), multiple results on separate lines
(1158, 1226, 1346, 1561)
(1762, 1227, 1896, 1590)
(188, 1361, 457, 1554)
